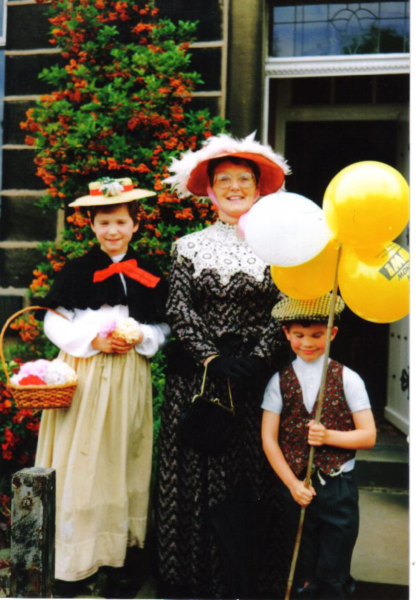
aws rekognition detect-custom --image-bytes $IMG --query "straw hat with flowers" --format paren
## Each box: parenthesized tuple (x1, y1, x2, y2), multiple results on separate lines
(69, 177, 156, 207)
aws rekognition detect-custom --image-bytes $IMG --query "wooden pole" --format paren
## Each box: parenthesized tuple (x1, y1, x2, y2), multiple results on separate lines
(10, 467, 56, 599)
(284, 244, 343, 600)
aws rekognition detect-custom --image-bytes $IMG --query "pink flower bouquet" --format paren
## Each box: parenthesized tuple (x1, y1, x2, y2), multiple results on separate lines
(11, 359, 77, 387)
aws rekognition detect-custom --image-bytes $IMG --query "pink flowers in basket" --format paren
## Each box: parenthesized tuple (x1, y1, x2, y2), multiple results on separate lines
(11, 359, 77, 387)
(99, 317, 142, 345)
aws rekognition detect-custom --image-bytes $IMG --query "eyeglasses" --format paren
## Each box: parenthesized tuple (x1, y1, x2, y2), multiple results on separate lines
(213, 173, 256, 189)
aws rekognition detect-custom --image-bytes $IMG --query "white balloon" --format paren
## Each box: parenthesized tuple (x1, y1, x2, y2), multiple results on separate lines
(243, 191, 333, 266)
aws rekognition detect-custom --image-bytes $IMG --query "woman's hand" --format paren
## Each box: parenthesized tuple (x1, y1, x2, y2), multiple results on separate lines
(207, 356, 249, 380)
(92, 334, 136, 354)
(289, 479, 316, 507)
(307, 421, 328, 446)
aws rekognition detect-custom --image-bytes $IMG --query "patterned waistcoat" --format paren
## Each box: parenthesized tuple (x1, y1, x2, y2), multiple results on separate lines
(279, 360, 355, 476)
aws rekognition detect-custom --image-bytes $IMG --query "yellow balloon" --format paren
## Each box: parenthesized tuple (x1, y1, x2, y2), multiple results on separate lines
(323, 161, 409, 248)
(339, 242, 409, 323)
(271, 239, 338, 299)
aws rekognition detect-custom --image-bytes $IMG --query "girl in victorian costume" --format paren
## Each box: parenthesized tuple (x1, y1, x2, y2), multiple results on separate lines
(34, 179, 169, 596)
(155, 133, 292, 599)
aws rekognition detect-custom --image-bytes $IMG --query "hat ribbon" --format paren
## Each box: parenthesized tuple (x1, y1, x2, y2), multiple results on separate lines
(93, 259, 160, 288)
(90, 183, 134, 196)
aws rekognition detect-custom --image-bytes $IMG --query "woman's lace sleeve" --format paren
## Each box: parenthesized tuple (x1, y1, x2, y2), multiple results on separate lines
(166, 250, 219, 364)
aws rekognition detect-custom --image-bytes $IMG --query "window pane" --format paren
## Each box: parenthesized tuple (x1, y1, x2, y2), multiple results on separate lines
(380, 2, 406, 18)
(274, 6, 296, 22)
(292, 77, 332, 105)
(270, 1, 409, 57)
(379, 21, 406, 52)
(334, 75, 374, 103)
(273, 24, 295, 57)
(302, 22, 330, 55)
(289, 74, 409, 107)
(376, 74, 409, 103)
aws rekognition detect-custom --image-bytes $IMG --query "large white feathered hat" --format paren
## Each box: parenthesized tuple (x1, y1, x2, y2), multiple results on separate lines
(165, 132, 290, 198)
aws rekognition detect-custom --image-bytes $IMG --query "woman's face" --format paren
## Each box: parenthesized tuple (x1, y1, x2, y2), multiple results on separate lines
(211, 160, 258, 223)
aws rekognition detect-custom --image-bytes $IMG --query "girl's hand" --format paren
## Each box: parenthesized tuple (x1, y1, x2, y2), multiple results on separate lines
(307, 420, 327, 446)
(92, 334, 136, 354)
(289, 479, 316, 507)
(92, 334, 115, 354)
(111, 337, 136, 354)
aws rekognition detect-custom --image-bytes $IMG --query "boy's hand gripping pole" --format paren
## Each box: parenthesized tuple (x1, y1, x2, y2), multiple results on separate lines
(284, 243, 343, 600)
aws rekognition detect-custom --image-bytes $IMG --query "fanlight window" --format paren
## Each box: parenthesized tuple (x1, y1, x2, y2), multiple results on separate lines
(270, 2, 409, 57)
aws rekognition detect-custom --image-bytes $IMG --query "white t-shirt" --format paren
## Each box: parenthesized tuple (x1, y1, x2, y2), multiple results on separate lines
(262, 354, 371, 472)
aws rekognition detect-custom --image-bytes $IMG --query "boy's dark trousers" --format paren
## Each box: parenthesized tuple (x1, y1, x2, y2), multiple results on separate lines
(279, 469, 359, 600)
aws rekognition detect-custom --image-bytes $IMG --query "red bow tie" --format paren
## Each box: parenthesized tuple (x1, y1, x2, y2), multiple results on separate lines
(93, 259, 160, 288)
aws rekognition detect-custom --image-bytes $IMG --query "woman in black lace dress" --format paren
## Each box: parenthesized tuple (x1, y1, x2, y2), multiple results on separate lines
(156, 133, 291, 599)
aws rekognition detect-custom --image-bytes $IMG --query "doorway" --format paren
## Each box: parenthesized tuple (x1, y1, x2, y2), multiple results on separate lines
(267, 75, 409, 420)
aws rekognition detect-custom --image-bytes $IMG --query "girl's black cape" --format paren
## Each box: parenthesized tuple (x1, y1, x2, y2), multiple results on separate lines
(39, 245, 168, 324)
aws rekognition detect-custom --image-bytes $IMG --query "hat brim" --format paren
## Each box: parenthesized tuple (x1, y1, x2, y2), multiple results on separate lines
(69, 189, 156, 207)
(187, 152, 286, 197)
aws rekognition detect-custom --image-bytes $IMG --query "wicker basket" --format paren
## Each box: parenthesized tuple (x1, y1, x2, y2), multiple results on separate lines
(0, 306, 77, 410)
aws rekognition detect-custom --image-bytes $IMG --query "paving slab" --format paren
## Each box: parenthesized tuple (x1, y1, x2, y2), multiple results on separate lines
(351, 487, 409, 586)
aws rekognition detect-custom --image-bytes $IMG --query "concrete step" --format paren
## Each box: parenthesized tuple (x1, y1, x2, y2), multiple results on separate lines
(355, 443, 409, 489)
(355, 418, 409, 490)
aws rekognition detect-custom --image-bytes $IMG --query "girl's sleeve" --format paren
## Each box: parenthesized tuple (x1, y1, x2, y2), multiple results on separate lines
(135, 323, 171, 358)
(44, 308, 101, 358)
(166, 250, 219, 363)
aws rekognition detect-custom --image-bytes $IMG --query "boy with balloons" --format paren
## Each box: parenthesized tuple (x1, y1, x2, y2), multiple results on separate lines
(239, 157, 408, 599)
(261, 293, 377, 600)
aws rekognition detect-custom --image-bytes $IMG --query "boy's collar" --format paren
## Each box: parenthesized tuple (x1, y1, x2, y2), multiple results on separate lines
(294, 354, 329, 368)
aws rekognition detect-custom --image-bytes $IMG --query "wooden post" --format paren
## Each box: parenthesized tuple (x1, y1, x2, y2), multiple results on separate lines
(10, 467, 55, 599)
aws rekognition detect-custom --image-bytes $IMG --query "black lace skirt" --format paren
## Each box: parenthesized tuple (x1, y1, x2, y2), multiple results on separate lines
(154, 335, 291, 599)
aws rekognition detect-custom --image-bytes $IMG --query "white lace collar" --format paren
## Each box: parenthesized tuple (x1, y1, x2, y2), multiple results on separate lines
(174, 220, 268, 285)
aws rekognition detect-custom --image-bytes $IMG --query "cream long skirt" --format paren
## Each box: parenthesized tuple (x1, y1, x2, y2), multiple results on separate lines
(35, 349, 153, 582)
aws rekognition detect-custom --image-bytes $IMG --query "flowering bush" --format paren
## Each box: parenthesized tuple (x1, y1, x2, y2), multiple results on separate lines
(21, 0, 227, 279)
